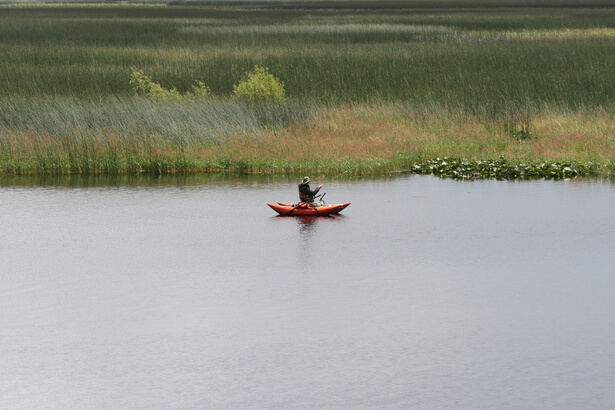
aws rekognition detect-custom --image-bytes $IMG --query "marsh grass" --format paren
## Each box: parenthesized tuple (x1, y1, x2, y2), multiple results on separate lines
(1, 6, 614, 108)
(164, 103, 615, 176)
(179, 23, 461, 43)
(1, 3, 615, 175)
(1, 99, 614, 176)
(0, 97, 313, 174)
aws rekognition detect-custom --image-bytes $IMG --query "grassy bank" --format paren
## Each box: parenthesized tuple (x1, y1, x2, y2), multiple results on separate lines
(1, 2, 614, 178)
(1, 99, 613, 178)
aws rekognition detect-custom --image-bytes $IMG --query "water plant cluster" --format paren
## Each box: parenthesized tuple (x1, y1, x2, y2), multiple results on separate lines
(411, 158, 596, 180)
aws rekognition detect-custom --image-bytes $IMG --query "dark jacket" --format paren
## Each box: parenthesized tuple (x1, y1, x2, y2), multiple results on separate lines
(298, 183, 320, 203)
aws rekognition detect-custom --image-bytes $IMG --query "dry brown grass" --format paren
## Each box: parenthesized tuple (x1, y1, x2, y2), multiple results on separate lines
(212, 104, 615, 165)
(528, 111, 615, 161)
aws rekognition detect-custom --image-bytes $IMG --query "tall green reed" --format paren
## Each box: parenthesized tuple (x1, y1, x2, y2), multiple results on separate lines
(2, 6, 614, 113)
(0, 97, 312, 174)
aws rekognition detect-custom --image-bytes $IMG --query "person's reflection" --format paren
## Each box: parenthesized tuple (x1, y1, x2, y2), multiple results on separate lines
(296, 216, 318, 272)
(296, 216, 318, 235)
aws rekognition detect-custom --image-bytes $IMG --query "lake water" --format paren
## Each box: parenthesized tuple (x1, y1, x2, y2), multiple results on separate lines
(1, 174, 614, 409)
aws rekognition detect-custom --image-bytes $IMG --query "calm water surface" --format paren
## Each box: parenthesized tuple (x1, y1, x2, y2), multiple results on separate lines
(1, 175, 614, 409)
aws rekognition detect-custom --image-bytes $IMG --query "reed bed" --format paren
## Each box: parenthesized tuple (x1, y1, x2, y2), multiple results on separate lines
(0, 97, 312, 174)
(1, 2, 614, 175)
(2, 98, 613, 176)
(1, 8, 614, 108)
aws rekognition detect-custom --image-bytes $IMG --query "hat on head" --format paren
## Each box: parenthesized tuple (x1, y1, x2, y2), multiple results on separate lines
(301, 176, 311, 184)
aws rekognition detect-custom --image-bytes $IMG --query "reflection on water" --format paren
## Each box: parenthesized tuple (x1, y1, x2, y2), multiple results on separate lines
(295, 216, 321, 274)
(1, 175, 615, 409)
(271, 214, 349, 274)
(296, 215, 319, 238)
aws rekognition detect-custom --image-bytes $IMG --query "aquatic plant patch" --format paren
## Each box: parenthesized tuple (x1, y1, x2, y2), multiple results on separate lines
(410, 157, 596, 180)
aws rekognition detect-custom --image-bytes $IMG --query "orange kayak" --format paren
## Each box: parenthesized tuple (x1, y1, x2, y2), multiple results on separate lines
(268, 202, 350, 216)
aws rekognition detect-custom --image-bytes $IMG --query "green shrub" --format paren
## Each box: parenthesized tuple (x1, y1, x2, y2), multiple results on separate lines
(190, 80, 211, 98)
(129, 70, 210, 100)
(130, 70, 181, 100)
(233, 66, 286, 103)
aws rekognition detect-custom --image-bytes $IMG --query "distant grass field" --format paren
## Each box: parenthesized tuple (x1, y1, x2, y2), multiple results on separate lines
(1, 1, 615, 176)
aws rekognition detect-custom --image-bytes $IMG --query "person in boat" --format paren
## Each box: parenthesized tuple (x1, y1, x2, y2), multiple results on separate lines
(298, 176, 324, 207)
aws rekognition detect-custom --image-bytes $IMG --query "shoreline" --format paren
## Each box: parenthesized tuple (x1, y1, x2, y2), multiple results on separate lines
(2, 103, 612, 179)
(0, 155, 610, 180)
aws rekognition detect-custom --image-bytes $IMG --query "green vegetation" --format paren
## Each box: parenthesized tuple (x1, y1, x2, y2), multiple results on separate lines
(130, 70, 211, 100)
(0, 1, 614, 178)
(0, 97, 312, 174)
(411, 158, 596, 180)
(233, 66, 286, 103)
